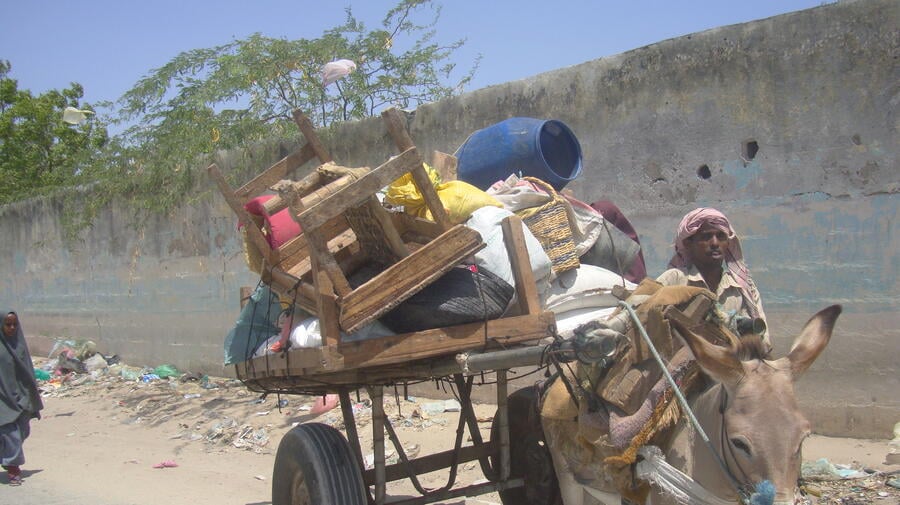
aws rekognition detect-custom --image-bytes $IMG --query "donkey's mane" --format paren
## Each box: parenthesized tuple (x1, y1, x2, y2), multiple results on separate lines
(735, 333, 771, 361)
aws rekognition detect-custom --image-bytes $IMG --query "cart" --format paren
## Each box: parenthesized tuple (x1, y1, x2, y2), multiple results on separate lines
(209, 108, 563, 504)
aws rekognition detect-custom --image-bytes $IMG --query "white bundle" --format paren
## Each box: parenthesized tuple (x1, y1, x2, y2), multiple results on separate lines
(635, 446, 733, 505)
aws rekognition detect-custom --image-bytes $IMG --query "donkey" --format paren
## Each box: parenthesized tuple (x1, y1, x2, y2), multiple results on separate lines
(546, 304, 842, 505)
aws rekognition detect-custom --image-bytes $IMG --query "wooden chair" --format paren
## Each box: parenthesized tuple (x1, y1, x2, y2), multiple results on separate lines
(209, 108, 485, 344)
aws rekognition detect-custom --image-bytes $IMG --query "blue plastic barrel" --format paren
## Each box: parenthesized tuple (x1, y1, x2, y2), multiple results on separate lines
(456, 117, 583, 191)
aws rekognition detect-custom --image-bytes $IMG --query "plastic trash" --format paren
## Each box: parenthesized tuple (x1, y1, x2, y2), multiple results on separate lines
(321, 59, 356, 87)
(152, 364, 179, 379)
(83, 353, 108, 373)
(62, 106, 94, 125)
(33, 368, 51, 381)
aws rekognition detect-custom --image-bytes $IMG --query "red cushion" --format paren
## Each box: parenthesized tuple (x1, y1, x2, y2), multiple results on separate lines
(243, 195, 302, 248)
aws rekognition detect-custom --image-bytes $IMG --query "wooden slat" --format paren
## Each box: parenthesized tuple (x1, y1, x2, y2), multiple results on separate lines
(340, 312, 555, 369)
(296, 148, 424, 231)
(207, 163, 276, 266)
(381, 108, 452, 231)
(292, 109, 333, 163)
(366, 199, 410, 259)
(236, 312, 555, 381)
(315, 271, 342, 346)
(339, 225, 485, 333)
(235, 143, 317, 199)
(501, 215, 541, 316)
(390, 212, 443, 240)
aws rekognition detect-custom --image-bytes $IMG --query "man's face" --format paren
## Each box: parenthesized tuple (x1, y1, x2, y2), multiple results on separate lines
(2, 313, 17, 338)
(685, 224, 730, 269)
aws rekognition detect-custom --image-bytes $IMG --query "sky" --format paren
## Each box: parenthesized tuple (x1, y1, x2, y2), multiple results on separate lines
(2, 0, 827, 109)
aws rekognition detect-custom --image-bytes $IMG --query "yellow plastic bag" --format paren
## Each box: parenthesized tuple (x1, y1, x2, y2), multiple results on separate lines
(386, 164, 502, 224)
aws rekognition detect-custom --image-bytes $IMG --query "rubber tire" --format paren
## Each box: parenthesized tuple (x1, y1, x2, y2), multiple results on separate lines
(490, 385, 563, 505)
(272, 422, 367, 505)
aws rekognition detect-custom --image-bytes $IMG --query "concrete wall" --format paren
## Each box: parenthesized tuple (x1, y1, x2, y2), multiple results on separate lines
(1, 0, 896, 437)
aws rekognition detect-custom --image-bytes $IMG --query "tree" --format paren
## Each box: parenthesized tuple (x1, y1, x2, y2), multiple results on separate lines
(0, 60, 108, 204)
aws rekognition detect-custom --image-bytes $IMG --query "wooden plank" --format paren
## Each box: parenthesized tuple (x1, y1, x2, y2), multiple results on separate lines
(234, 344, 344, 378)
(501, 215, 541, 315)
(390, 212, 443, 241)
(366, 198, 410, 259)
(297, 148, 424, 231)
(410, 163, 453, 231)
(339, 312, 556, 369)
(381, 107, 415, 151)
(292, 109, 333, 163)
(282, 177, 353, 297)
(381, 108, 452, 230)
(339, 225, 485, 333)
(432, 151, 458, 181)
(207, 163, 276, 266)
(275, 216, 352, 272)
(315, 270, 342, 347)
(235, 143, 317, 199)
(265, 172, 357, 216)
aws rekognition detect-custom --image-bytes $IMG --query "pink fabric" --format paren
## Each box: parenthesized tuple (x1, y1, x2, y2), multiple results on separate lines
(242, 196, 302, 248)
(668, 208, 759, 318)
(310, 394, 340, 415)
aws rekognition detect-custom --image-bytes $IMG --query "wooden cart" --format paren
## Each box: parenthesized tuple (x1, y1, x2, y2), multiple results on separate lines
(209, 109, 558, 505)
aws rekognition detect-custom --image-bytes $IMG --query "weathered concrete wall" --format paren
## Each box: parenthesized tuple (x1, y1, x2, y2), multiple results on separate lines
(1, 0, 896, 437)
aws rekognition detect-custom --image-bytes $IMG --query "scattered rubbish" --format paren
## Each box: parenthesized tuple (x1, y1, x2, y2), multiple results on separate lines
(801, 458, 869, 480)
(153, 364, 179, 379)
(83, 354, 108, 373)
(887, 478, 900, 490)
(141, 374, 160, 383)
(152, 460, 178, 469)
(277, 399, 289, 408)
(254, 475, 267, 481)
(421, 399, 461, 415)
(183, 393, 201, 399)
(34, 368, 51, 381)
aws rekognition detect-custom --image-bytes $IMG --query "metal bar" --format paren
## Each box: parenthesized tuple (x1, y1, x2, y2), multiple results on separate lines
(339, 389, 366, 471)
(368, 385, 386, 505)
(496, 369, 510, 480)
(453, 374, 497, 481)
(362, 441, 496, 484)
(384, 478, 525, 505)
(461, 346, 550, 372)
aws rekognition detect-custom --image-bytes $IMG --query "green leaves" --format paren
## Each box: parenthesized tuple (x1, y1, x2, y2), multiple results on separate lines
(0, 60, 108, 205)
(3, 0, 478, 242)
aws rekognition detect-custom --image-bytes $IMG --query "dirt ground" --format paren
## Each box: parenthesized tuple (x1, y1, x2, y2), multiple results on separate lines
(1, 359, 897, 505)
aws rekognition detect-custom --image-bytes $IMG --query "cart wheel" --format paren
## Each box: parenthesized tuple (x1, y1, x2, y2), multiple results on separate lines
(272, 422, 367, 505)
(490, 385, 562, 505)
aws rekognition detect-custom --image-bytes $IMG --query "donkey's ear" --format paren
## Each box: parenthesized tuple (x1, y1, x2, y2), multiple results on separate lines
(788, 305, 841, 377)
(669, 317, 743, 388)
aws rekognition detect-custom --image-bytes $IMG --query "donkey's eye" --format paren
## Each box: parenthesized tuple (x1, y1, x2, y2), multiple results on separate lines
(730, 437, 752, 456)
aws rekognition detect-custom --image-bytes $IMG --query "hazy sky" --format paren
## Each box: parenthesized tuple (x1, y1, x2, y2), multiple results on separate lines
(2, 0, 826, 106)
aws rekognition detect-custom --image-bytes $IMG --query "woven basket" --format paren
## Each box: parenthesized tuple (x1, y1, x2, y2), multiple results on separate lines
(515, 177, 580, 273)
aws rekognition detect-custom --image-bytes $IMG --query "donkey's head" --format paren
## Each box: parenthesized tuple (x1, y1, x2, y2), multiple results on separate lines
(671, 305, 841, 504)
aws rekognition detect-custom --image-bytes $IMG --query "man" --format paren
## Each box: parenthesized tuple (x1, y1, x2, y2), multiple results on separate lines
(657, 208, 770, 351)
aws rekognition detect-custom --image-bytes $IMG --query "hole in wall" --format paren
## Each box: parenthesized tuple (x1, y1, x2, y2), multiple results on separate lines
(697, 165, 712, 180)
(742, 140, 759, 161)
